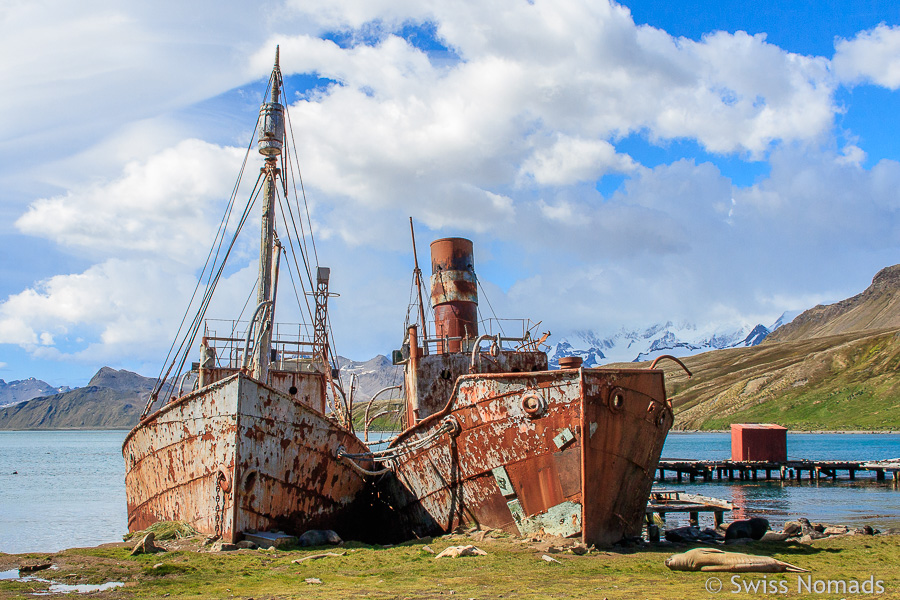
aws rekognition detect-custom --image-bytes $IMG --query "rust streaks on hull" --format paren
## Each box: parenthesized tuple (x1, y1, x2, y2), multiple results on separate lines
(124, 373, 369, 543)
(383, 368, 673, 545)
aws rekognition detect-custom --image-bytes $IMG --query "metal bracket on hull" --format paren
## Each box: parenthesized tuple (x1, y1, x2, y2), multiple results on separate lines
(553, 427, 576, 450)
(492, 466, 516, 498)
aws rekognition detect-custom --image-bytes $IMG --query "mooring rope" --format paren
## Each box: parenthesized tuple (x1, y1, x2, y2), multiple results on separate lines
(336, 418, 458, 475)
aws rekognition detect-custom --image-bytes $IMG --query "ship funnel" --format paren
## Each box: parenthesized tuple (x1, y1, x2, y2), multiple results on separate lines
(257, 47, 284, 157)
(430, 238, 478, 354)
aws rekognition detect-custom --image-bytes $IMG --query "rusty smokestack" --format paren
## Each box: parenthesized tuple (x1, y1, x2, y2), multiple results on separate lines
(430, 238, 478, 354)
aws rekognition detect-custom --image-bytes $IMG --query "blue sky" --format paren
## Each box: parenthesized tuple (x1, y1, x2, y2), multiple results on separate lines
(1, 0, 899, 387)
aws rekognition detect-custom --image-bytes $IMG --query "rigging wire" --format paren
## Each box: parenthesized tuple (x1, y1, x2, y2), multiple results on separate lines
(163, 177, 264, 403)
(476, 277, 506, 338)
(275, 184, 313, 310)
(275, 164, 315, 323)
(234, 275, 260, 331)
(284, 98, 320, 270)
(149, 72, 276, 404)
(146, 171, 265, 414)
(151, 118, 260, 401)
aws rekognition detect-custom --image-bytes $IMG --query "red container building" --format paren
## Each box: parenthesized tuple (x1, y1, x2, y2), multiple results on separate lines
(731, 424, 787, 462)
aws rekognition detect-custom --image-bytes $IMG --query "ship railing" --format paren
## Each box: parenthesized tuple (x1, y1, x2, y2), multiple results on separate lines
(420, 317, 548, 354)
(203, 320, 318, 370)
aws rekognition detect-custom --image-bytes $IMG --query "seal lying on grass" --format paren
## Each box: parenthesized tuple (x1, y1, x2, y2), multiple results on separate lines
(665, 548, 808, 573)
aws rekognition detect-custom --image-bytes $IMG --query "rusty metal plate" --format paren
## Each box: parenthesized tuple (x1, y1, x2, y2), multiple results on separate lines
(386, 367, 672, 546)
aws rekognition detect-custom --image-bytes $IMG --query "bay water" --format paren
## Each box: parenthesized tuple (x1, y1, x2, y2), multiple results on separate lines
(0, 430, 898, 554)
(659, 432, 900, 530)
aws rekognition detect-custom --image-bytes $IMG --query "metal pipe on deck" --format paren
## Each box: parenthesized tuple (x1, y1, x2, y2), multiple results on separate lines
(405, 325, 420, 425)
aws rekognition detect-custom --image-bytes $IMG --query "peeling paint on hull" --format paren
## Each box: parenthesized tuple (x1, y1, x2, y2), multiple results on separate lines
(383, 368, 673, 547)
(123, 373, 369, 543)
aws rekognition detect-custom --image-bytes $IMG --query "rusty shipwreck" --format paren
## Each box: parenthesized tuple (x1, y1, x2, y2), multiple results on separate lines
(123, 49, 370, 542)
(344, 236, 678, 546)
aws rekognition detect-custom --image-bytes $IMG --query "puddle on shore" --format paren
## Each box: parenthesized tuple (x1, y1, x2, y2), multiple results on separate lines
(0, 568, 123, 594)
(38, 581, 125, 594)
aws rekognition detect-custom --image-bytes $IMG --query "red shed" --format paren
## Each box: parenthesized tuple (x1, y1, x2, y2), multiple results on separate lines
(731, 424, 787, 462)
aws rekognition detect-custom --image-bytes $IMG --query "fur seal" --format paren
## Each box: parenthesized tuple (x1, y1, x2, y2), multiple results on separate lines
(725, 517, 770, 541)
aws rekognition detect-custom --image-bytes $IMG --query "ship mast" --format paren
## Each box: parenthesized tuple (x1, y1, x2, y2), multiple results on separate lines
(254, 47, 285, 382)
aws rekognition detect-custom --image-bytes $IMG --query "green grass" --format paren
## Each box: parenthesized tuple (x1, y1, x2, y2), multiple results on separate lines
(2, 535, 899, 599)
(701, 382, 900, 431)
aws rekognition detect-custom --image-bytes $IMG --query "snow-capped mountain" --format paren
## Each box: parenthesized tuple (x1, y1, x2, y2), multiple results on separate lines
(0, 377, 70, 408)
(547, 313, 797, 367)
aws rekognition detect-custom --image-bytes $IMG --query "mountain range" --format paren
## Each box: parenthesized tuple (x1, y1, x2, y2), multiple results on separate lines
(0, 367, 155, 429)
(0, 378, 70, 408)
(546, 315, 797, 369)
(2, 264, 898, 431)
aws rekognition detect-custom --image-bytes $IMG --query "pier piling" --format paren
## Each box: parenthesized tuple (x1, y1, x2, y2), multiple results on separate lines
(655, 459, 899, 487)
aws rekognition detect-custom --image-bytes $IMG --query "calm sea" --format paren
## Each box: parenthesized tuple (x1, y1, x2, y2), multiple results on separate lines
(659, 432, 900, 530)
(0, 430, 898, 554)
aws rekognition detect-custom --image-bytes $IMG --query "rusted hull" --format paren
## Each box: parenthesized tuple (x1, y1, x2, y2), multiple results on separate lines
(382, 368, 673, 547)
(123, 373, 368, 543)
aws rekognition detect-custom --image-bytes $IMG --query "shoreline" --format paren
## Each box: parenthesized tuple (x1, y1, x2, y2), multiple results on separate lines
(1, 530, 898, 600)
(670, 429, 900, 435)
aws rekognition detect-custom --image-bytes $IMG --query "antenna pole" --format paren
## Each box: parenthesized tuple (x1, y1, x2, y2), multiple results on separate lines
(409, 217, 429, 355)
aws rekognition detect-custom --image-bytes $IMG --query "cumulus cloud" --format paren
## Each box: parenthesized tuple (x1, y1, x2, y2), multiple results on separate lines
(521, 136, 636, 185)
(271, 0, 836, 163)
(834, 24, 900, 89)
(239, 5, 843, 253)
(2, 0, 899, 376)
(0, 259, 192, 351)
(0, 255, 262, 363)
(16, 140, 247, 264)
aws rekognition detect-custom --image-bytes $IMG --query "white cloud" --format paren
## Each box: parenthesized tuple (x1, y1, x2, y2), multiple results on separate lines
(837, 144, 867, 166)
(0, 1, 265, 154)
(834, 24, 900, 89)
(0, 256, 261, 364)
(16, 140, 247, 264)
(271, 1, 837, 163)
(521, 136, 636, 185)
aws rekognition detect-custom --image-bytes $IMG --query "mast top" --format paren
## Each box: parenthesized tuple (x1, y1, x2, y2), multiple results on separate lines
(258, 46, 285, 157)
(270, 45, 282, 105)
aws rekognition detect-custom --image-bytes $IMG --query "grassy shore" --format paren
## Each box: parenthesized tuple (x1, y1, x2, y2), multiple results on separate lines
(2, 532, 899, 599)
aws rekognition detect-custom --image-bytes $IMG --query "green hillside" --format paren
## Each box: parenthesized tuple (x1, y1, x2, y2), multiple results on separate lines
(653, 328, 900, 431)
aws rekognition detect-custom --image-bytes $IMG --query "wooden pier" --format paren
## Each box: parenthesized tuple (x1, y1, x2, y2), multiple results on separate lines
(657, 458, 900, 487)
(646, 490, 733, 528)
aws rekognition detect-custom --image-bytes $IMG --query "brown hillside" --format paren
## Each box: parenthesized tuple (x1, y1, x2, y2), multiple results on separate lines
(631, 327, 900, 430)
(767, 264, 900, 343)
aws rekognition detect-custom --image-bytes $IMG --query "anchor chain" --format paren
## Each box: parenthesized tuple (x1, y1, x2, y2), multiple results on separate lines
(214, 474, 224, 539)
